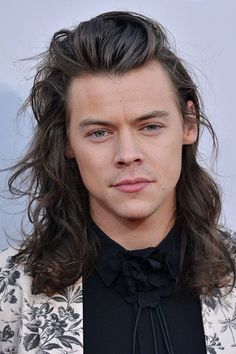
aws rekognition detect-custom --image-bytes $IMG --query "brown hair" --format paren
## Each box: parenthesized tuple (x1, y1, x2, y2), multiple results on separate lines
(8, 11, 235, 295)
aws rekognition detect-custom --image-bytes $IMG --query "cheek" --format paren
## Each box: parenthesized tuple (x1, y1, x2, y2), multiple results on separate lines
(74, 151, 107, 190)
(155, 140, 183, 183)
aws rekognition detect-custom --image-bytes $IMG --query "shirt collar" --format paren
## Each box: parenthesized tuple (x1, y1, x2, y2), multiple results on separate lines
(88, 220, 182, 288)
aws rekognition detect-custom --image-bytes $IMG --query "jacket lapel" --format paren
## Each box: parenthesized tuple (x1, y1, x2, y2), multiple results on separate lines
(201, 286, 236, 353)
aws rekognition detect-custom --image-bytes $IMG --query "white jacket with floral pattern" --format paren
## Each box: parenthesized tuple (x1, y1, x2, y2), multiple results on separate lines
(0, 230, 235, 354)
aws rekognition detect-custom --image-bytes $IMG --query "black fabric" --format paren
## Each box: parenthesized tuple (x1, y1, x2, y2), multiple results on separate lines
(83, 222, 207, 353)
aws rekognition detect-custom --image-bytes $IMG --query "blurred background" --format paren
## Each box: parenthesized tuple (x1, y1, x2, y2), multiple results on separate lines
(0, 0, 235, 250)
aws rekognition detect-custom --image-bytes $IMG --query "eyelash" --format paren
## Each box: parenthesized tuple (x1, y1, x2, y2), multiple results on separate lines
(87, 124, 162, 139)
(142, 124, 161, 132)
(88, 130, 111, 138)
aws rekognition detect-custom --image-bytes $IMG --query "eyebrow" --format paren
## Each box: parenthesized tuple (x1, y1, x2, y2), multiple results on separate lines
(78, 110, 170, 129)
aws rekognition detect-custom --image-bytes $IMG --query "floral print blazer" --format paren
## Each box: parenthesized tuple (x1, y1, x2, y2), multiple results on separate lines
(0, 230, 235, 354)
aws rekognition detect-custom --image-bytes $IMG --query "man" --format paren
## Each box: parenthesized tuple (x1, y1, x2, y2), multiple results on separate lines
(0, 11, 235, 354)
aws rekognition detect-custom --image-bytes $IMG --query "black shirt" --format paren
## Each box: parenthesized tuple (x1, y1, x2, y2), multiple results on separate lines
(84, 222, 206, 353)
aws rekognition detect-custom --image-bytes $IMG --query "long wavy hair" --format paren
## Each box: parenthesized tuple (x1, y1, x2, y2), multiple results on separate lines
(8, 11, 235, 296)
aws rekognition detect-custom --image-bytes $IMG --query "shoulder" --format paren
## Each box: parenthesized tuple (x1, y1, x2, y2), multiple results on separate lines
(0, 247, 30, 351)
(201, 230, 236, 352)
(0, 247, 32, 311)
(0, 245, 19, 260)
(220, 227, 236, 240)
(0, 246, 17, 266)
(0, 247, 83, 353)
(218, 227, 236, 289)
(0, 246, 27, 285)
(0, 246, 30, 289)
(218, 227, 236, 254)
(219, 226, 236, 241)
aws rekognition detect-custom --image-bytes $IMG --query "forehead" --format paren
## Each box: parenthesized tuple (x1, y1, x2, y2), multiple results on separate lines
(67, 61, 179, 119)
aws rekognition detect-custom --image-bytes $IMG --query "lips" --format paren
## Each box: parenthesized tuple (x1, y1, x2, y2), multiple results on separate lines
(112, 178, 152, 193)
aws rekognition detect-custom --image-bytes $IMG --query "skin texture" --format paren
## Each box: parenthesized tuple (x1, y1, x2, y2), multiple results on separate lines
(66, 62, 197, 249)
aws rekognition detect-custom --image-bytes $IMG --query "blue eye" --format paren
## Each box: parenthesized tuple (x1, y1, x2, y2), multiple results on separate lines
(143, 124, 161, 134)
(88, 129, 111, 139)
(93, 130, 107, 137)
(145, 125, 158, 130)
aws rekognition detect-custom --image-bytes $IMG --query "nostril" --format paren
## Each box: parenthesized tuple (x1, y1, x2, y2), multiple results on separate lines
(117, 161, 125, 166)
(115, 158, 142, 168)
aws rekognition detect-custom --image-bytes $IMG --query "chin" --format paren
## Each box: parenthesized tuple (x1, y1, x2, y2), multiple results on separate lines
(116, 206, 157, 221)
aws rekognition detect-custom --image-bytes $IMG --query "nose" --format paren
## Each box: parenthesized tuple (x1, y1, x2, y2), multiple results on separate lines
(113, 131, 144, 168)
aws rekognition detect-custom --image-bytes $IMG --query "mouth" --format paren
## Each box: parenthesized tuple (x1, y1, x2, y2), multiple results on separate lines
(112, 178, 153, 193)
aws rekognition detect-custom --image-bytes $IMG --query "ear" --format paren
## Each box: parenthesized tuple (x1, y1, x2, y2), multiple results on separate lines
(65, 141, 75, 158)
(182, 100, 198, 145)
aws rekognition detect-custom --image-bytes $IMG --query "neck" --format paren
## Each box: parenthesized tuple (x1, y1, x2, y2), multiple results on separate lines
(91, 209, 176, 251)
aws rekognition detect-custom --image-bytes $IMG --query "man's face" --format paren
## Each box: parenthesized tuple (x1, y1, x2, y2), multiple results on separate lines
(67, 62, 197, 226)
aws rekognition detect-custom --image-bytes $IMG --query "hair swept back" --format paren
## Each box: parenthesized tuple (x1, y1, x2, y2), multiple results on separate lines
(7, 11, 235, 296)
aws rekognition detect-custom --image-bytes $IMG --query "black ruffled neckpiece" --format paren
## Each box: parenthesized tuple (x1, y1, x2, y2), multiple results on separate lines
(90, 222, 182, 354)
(109, 246, 176, 307)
